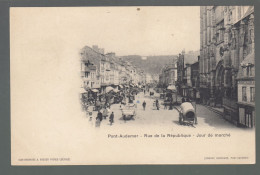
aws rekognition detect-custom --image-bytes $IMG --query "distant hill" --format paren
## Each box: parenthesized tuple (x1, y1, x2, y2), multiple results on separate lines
(121, 51, 199, 75)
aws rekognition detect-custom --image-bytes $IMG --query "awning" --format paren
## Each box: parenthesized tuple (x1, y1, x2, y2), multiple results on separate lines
(167, 85, 177, 91)
(105, 86, 114, 92)
(241, 51, 255, 67)
(80, 88, 87, 93)
(113, 89, 119, 93)
(91, 89, 99, 93)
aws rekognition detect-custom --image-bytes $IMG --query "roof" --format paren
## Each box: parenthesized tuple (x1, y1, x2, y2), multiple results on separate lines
(184, 52, 199, 65)
(241, 51, 255, 67)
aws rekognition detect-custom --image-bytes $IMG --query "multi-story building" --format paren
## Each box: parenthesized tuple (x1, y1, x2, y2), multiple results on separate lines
(237, 51, 255, 128)
(158, 59, 177, 88)
(80, 45, 145, 92)
(182, 58, 200, 99)
(80, 46, 103, 90)
(80, 60, 99, 89)
(199, 6, 254, 125)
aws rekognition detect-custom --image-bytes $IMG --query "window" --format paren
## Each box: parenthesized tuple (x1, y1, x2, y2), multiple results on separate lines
(245, 108, 253, 128)
(242, 86, 247, 102)
(247, 66, 252, 77)
(243, 67, 247, 77)
(91, 72, 95, 79)
(85, 72, 89, 78)
(249, 29, 253, 43)
(250, 87, 255, 102)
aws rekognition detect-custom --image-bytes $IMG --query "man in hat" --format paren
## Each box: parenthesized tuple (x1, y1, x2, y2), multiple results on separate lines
(109, 112, 114, 125)
(142, 100, 146, 111)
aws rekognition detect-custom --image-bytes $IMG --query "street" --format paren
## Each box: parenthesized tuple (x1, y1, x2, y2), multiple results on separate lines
(85, 91, 238, 130)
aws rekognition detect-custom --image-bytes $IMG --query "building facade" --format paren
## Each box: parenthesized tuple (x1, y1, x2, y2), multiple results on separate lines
(159, 59, 178, 88)
(80, 45, 145, 93)
(199, 6, 254, 125)
(237, 51, 255, 128)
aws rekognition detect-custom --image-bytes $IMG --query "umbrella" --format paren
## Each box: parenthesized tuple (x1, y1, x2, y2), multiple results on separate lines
(105, 86, 113, 92)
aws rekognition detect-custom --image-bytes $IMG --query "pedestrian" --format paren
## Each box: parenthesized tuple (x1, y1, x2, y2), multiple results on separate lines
(103, 107, 108, 119)
(96, 110, 103, 121)
(164, 102, 167, 110)
(142, 100, 146, 111)
(95, 110, 103, 127)
(109, 112, 114, 125)
(144, 90, 146, 95)
(194, 114, 198, 125)
(156, 99, 159, 110)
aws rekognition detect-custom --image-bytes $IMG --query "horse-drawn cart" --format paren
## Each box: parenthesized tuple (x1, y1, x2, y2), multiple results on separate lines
(121, 104, 136, 120)
(176, 102, 196, 126)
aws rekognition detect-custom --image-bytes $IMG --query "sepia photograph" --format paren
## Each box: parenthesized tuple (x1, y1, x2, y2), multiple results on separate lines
(10, 6, 255, 165)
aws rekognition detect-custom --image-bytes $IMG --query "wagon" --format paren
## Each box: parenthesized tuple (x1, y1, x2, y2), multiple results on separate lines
(178, 102, 196, 126)
(121, 104, 136, 120)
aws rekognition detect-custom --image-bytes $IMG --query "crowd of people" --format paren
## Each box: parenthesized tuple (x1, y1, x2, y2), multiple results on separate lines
(95, 108, 114, 127)
(84, 84, 198, 127)
(82, 85, 144, 127)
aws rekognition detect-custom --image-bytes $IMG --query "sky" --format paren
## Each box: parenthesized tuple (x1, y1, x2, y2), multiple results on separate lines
(10, 7, 200, 56)
(81, 7, 201, 56)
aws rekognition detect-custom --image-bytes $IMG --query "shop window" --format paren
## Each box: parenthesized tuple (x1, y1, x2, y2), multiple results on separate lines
(245, 108, 253, 128)
(242, 86, 247, 102)
(250, 87, 255, 102)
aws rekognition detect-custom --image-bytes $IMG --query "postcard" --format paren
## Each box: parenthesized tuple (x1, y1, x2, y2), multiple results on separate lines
(11, 6, 255, 165)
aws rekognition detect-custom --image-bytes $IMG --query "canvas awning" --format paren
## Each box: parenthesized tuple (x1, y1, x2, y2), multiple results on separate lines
(105, 86, 114, 92)
(80, 88, 87, 93)
(91, 89, 99, 93)
(167, 85, 177, 91)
